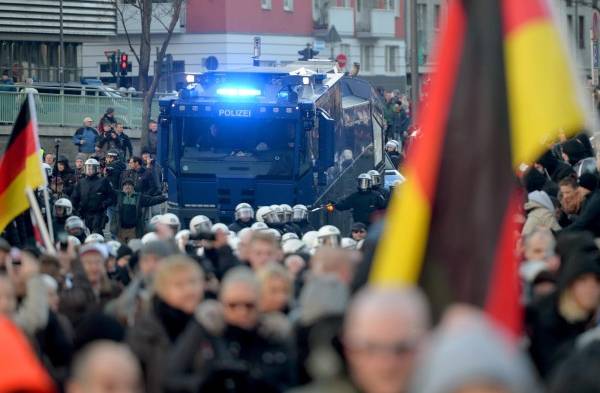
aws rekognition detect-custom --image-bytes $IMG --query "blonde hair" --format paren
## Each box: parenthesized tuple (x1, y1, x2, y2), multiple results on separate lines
(152, 255, 204, 297)
(257, 262, 292, 290)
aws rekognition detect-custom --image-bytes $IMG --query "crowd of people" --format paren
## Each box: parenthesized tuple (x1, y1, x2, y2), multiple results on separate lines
(2, 101, 600, 393)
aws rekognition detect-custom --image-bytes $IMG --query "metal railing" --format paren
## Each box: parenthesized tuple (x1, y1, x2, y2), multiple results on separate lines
(0, 91, 160, 129)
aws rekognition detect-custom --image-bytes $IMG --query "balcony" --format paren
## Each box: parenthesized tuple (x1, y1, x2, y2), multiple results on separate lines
(313, 6, 354, 36)
(117, 1, 185, 35)
(356, 8, 395, 38)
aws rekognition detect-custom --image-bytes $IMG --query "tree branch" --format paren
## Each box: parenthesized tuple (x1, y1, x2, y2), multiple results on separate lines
(115, 2, 140, 63)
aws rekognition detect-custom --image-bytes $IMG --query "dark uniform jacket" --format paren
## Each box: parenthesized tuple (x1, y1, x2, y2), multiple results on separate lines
(71, 174, 116, 215)
(336, 190, 386, 226)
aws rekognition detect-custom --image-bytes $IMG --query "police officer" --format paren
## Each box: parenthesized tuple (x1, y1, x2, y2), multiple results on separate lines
(386, 140, 402, 168)
(291, 204, 315, 235)
(71, 158, 116, 233)
(53, 198, 73, 238)
(105, 149, 126, 190)
(367, 169, 390, 203)
(229, 203, 256, 232)
(332, 173, 385, 226)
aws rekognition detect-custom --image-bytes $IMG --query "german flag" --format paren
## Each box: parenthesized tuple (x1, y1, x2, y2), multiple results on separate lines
(0, 94, 46, 233)
(371, 0, 587, 333)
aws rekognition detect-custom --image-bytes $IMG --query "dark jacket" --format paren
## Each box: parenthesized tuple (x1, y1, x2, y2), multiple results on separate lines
(335, 190, 386, 226)
(526, 292, 592, 377)
(71, 174, 116, 215)
(128, 297, 193, 393)
(148, 131, 158, 155)
(105, 159, 127, 190)
(166, 312, 295, 393)
(565, 191, 600, 237)
(117, 132, 133, 159)
(291, 221, 315, 236)
(111, 191, 167, 237)
(388, 151, 402, 169)
(53, 168, 77, 197)
(229, 219, 255, 233)
(98, 130, 122, 152)
(59, 270, 121, 328)
(121, 167, 159, 196)
(203, 245, 240, 280)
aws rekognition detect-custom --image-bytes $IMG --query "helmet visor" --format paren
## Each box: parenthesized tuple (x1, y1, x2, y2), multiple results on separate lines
(370, 173, 382, 186)
(85, 164, 98, 176)
(236, 207, 253, 221)
(358, 178, 371, 190)
(319, 235, 340, 247)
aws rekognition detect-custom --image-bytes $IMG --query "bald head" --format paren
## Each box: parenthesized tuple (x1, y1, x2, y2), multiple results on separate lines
(68, 341, 141, 393)
(343, 286, 430, 393)
(311, 247, 358, 285)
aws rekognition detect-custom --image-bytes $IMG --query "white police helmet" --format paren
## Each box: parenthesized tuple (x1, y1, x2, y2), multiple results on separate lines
(302, 231, 319, 250)
(317, 225, 341, 247)
(158, 213, 181, 231)
(292, 204, 308, 222)
(84, 158, 100, 176)
(281, 232, 299, 243)
(54, 198, 73, 217)
(251, 222, 269, 231)
(141, 232, 159, 244)
(367, 169, 382, 187)
(189, 215, 212, 235)
(235, 203, 254, 221)
(85, 233, 105, 244)
(280, 204, 293, 223)
(211, 223, 230, 235)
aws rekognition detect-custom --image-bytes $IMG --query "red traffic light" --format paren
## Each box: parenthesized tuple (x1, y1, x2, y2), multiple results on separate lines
(120, 53, 128, 70)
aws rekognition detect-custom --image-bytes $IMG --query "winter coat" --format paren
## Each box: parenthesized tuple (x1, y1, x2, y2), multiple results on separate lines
(121, 167, 159, 196)
(111, 191, 167, 237)
(127, 297, 194, 393)
(53, 168, 77, 197)
(229, 219, 255, 233)
(105, 159, 126, 190)
(335, 190, 386, 226)
(147, 131, 158, 155)
(70, 174, 116, 215)
(117, 132, 133, 159)
(522, 191, 561, 236)
(98, 130, 122, 152)
(59, 269, 121, 328)
(165, 303, 295, 393)
(203, 245, 240, 280)
(526, 292, 593, 377)
(72, 126, 99, 153)
(565, 190, 600, 237)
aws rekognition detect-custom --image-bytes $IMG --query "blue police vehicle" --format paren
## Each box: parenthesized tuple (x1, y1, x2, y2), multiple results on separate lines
(157, 61, 389, 228)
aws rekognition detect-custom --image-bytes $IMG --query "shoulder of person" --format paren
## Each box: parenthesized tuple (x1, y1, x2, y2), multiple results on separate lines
(257, 312, 293, 343)
(195, 299, 225, 337)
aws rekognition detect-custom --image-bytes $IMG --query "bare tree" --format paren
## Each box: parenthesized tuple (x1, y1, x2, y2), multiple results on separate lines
(116, 0, 183, 147)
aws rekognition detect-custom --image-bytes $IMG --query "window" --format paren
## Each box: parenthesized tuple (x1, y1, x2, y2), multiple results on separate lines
(434, 4, 441, 29)
(384, 0, 394, 10)
(566, 0, 573, 6)
(568, 14, 573, 33)
(261, 0, 272, 10)
(385, 46, 398, 73)
(360, 45, 374, 72)
(341, 0, 351, 6)
(357, 0, 362, 12)
(283, 0, 293, 11)
(579, 15, 585, 49)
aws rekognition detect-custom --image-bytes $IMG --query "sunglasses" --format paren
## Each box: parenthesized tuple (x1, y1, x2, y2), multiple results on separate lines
(225, 301, 256, 311)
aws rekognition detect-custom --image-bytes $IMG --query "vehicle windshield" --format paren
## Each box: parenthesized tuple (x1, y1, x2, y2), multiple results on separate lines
(179, 117, 297, 177)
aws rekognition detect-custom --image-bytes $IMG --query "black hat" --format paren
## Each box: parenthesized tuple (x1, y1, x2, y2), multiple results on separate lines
(74, 312, 125, 351)
(116, 245, 133, 260)
(523, 168, 547, 193)
(562, 139, 588, 165)
(121, 178, 135, 187)
(107, 149, 119, 156)
(579, 173, 599, 192)
(105, 107, 115, 114)
(57, 155, 69, 164)
(558, 249, 600, 292)
(351, 222, 367, 232)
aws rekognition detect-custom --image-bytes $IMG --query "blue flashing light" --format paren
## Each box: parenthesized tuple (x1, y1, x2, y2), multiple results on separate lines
(216, 87, 261, 97)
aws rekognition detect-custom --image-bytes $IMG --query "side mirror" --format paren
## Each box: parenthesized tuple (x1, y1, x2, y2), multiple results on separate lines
(317, 109, 335, 172)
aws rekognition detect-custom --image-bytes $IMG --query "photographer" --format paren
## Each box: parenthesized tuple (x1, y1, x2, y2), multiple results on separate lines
(98, 123, 122, 154)
(115, 123, 133, 160)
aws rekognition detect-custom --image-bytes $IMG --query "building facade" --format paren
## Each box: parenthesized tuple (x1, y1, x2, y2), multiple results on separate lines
(0, 0, 116, 83)
(81, 0, 408, 90)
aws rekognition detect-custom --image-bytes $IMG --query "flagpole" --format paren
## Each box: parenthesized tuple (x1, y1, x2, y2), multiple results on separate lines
(42, 187, 54, 244)
(25, 187, 56, 254)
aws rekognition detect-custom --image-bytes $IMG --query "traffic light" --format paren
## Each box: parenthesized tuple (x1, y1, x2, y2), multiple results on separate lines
(120, 53, 129, 76)
(298, 45, 319, 61)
